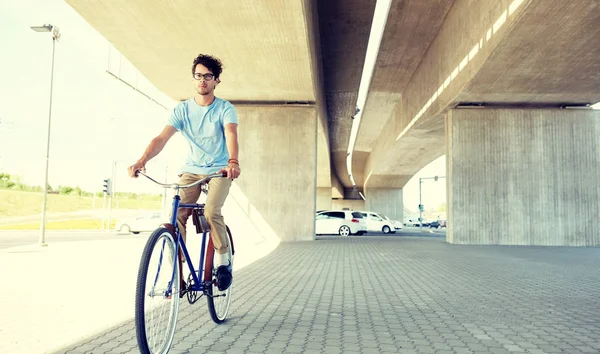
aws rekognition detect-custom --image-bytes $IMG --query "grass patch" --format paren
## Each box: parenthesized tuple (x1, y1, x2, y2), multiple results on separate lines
(0, 219, 117, 230)
(0, 189, 161, 218)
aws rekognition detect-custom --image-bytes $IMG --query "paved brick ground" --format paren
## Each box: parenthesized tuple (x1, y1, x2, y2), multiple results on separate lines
(59, 236, 600, 354)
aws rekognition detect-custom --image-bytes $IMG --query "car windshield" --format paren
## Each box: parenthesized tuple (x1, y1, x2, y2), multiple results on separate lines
(351, 212, 363, 218)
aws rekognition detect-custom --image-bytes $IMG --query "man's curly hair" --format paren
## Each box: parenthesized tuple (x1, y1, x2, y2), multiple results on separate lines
(191, 54, 223, 79)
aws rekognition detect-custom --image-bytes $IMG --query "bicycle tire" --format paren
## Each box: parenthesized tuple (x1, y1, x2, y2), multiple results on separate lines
(207, 227, 234, 323)
(135, 227, 180, 354)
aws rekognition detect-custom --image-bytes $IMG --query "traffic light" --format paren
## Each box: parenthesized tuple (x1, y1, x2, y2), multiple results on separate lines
(103, 178, 111, 195)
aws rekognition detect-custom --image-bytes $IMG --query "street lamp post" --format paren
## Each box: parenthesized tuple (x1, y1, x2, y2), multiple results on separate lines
(31, 24, 60, 246)
(418, 175, 445, 233)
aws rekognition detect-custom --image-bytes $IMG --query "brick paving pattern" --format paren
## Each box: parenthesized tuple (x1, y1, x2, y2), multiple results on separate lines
(59, 236, 600, 354)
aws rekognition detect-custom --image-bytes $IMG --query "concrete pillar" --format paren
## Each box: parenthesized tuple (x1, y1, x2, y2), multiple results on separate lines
(331, 175, 344, 199)
(331, 199, 365, 211)
(365, 188, 404, 221)
(446, 108, 600, 246)
(316, 187, 332, 211)
(226, 105, 317, 242)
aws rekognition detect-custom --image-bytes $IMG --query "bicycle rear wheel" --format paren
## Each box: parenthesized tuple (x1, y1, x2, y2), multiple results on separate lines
(207, 227, 234, 323)
(135, 227, 180, 354)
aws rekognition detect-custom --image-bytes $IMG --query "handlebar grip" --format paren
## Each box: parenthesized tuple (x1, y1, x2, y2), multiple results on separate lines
(134, 170, 140, 177)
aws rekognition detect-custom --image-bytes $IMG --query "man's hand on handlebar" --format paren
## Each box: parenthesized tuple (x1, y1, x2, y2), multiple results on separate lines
(128, 160, 146, 178)
(220, 162, 241, 180)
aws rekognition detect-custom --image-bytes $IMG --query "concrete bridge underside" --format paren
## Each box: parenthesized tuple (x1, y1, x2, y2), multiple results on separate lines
(66, 0, 600, 245)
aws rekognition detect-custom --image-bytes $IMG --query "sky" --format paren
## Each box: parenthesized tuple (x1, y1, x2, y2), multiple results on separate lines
(0, 0, 185, 194)
(1, 0, 596, 210)
(402, 155, 446, 215)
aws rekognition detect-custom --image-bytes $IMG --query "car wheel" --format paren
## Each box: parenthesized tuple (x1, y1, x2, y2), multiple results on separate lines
(132, 231, 141, 235)
(382, 225, 391, 234)
(339, 225, 351, 236)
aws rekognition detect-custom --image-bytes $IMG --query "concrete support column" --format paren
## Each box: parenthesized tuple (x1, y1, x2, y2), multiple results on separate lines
(446, 108, 600, 246)
(365, 188, 403, 221)
(331, 199, 365, 211)
(316, 188, 332, 211)
(227, 105, 317, 242)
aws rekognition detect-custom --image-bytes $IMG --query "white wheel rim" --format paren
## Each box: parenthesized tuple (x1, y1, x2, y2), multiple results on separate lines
(144, 232, 179, 354)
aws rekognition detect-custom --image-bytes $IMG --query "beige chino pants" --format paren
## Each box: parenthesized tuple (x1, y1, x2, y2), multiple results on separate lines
(172, 173, 232, 254)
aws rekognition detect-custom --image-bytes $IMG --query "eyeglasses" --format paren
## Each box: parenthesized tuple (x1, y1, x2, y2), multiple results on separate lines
(193, 73, 215, 81)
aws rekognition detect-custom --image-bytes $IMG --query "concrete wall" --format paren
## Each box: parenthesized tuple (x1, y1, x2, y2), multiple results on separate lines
(332, 199, 365, 211)
(446, 108, 600, 246)
(365, 188, 404, 221)
(225, 105, 317, 242)
(316, 187, 332, 211)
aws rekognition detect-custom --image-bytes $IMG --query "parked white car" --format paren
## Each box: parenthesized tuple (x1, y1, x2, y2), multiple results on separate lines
(116, 212, 165, 234)
(359, 211, 396, 234)
(381, 215, 404, 231)
(315, 210, 367, 236)
(404, 218, 422, 227)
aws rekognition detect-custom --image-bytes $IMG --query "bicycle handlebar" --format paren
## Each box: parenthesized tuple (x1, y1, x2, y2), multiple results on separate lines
(135, 170, 226, 189)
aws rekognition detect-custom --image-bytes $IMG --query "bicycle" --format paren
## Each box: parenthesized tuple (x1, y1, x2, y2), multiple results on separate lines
(133, 171, 235, 354)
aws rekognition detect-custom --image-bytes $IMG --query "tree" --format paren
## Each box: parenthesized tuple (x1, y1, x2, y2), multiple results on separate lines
(0, 173, 11, 188)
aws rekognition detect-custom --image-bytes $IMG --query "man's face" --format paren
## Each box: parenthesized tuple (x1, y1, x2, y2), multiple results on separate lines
(193, 64, 219, 96)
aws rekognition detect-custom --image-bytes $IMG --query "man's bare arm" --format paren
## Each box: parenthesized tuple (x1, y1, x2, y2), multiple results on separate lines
(222, 123, 241, 179)
(224, 123, 239, 161)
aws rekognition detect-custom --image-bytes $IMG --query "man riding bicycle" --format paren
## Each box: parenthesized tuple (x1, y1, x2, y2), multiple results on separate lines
(128, 54, 240, 291)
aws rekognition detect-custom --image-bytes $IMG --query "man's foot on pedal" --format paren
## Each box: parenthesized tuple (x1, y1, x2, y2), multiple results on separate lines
(214, 252, 232, 291)
(216, 266, 232, 291)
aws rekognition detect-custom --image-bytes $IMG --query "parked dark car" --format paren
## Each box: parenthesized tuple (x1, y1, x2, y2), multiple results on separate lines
(429, 220, 446, 228)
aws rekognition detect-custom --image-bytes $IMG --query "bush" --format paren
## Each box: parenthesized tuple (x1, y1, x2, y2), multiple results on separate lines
(59, 186, 74, 195)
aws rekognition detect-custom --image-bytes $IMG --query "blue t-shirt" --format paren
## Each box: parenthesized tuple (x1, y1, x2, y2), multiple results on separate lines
(167, 97, 238, 175)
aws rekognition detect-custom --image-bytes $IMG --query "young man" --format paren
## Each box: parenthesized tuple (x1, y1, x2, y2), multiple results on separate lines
(128, 54, 240, 290)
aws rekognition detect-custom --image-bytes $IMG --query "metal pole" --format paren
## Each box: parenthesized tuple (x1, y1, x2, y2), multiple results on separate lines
(419, 177, 423, 233)
(39, 36, 56, 247)
(107, 160, 116, 232)
(101, 192, 106, 230)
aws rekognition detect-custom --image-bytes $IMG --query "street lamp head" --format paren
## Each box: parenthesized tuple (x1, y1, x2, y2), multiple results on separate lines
(30, 24, 60, 41)
(30, 24, 53, 32)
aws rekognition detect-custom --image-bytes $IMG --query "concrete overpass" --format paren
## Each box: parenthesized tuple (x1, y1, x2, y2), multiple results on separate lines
(66, 0, 600, 246)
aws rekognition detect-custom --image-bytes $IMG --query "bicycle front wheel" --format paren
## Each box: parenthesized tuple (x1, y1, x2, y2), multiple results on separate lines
(135, 227, 180, 354)
(207, 227, 234, 323)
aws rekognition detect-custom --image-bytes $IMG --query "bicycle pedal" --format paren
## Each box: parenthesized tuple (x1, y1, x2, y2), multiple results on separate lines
(207, 292, 227, 298)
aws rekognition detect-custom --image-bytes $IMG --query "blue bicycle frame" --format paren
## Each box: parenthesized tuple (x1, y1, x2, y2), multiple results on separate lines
(137, 170, 227, 298)
(169, 195, 210, 293)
